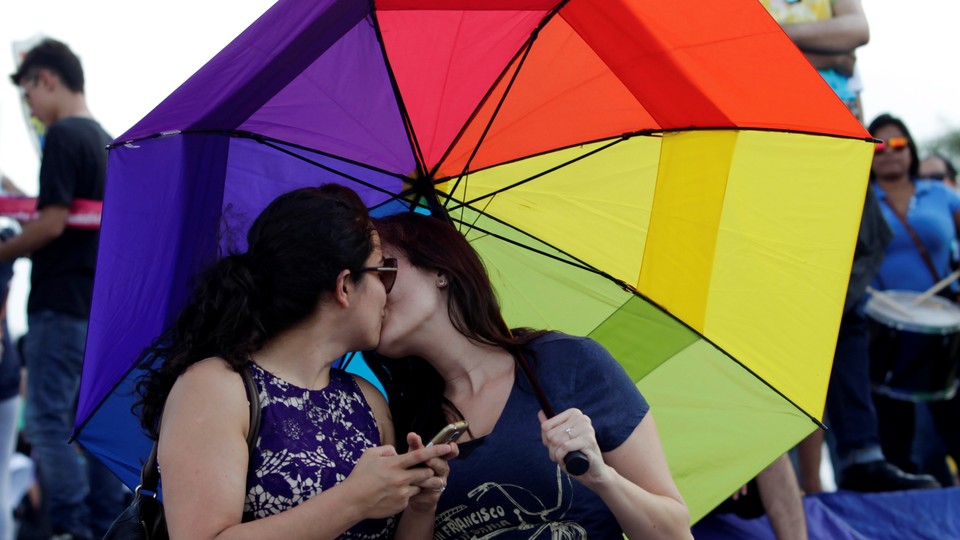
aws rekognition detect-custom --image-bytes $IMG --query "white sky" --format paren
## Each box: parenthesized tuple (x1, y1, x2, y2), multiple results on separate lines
(0, 0, 956, 338)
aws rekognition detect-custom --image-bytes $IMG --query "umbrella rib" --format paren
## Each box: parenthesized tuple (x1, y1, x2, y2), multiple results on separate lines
(258, 139, 401, 199)
(431, 124, 876, 187)
(447, 212, 828, 431)
(70, 368, 139, 443)
(443, 36, 536, 213)
(440, 124, 877, 210)
(444, 213, 612, 282)
(109, 129, 410, 182)
(429, 1, 569, 183)
(250, 132, 412, 181)
(446, 136, 625, 213)
(368, 2, 428, 178)
(591, 294, 827, 430)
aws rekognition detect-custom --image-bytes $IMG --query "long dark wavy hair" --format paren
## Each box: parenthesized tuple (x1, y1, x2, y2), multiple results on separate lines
(869, 113, 920, 180)
(135, 184, 374, 438)
(367, 212, 545, 449)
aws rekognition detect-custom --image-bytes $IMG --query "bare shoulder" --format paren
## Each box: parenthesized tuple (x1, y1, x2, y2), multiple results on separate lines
(169, 357, 244, 398)
(351, 374, 386, 406)
(349, 374, 394, 446)
(163, 358, 249, 436)
(158, 358, 255, 534)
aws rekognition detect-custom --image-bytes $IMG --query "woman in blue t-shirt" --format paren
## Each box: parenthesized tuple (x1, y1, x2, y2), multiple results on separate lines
(868, 113, 960, 486)
(368, 212, 691, 540)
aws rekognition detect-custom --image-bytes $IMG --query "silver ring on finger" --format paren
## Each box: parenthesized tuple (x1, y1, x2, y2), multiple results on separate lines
(564, 427, 575, 440)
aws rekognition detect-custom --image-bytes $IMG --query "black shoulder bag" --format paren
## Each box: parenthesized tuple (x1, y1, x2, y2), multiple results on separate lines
(104, 367, 262, 539)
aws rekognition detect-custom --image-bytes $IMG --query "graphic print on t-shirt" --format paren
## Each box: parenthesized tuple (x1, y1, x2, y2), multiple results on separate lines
(434, 465, 586, 540)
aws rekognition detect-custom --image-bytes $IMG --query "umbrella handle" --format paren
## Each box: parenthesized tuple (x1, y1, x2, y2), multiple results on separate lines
(564, 451, 590, 476)
(508, 344, 591, 476)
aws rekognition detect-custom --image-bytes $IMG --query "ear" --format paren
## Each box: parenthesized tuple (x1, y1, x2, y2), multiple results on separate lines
(333, 269, 352, 308)
(36, 68, 57, 90)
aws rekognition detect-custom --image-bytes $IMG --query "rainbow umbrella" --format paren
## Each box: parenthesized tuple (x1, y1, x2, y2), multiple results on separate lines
(74, 0, 873, 520)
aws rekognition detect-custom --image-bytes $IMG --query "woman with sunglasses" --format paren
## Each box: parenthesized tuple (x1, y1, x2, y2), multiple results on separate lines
(868, 113, 960, 487)
(366, 212, 691, 540)
(133, 185, 456, 539)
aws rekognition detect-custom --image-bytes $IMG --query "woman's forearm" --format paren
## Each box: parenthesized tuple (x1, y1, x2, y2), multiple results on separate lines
(592, 467, 693, 540)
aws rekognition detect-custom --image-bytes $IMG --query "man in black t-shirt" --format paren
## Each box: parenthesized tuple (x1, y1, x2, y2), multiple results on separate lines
(5, 39, 123, 540)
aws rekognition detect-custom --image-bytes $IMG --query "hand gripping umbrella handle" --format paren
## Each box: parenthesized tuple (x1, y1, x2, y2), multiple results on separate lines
(563, 450, 590, 476)
(510, 346, 590, 476)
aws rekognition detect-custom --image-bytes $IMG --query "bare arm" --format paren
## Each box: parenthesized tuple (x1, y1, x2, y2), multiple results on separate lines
(159, 359, 453, 540)
(540, 410, 692, 540)
(755, 455, 808, 540)
(354, 375, 396, 447)
(0, 175, 26, 196)
(802, 51, 856, 76)
(781, 0, 869, 54)
(0, 204, 68, 262)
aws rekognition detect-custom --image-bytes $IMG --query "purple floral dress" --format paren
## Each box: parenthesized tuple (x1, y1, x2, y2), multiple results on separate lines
(243, 364, 396, 538)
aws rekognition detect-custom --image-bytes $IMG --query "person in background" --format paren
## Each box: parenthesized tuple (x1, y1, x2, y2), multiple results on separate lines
(868, 113, 960, 488)
(368, 212, 691, 540)
(3, 38, 123, 539)
(0, 218, 21, 540)
(916, 151, 960, 487)
(762, 0, 869, 122)
(711, 455, 809, 540)
(920, 153, 958, 189)
(762, 0, 935, 494)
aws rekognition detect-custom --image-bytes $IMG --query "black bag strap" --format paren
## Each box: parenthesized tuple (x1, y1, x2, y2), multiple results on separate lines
(138, 365, 261, 497)
(881, 197, 942, 282)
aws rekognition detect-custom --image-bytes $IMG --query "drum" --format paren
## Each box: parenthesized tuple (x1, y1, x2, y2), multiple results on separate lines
(865, 290, 960, 402)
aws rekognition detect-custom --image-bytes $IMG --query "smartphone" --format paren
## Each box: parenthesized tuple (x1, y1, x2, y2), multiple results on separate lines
(427, 420, 469, 447)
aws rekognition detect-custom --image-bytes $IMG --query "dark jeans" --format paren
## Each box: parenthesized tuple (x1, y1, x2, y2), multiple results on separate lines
(824, 305, 884, 469)
(876, 390, 960, 483)
(23, 311, 125, 539)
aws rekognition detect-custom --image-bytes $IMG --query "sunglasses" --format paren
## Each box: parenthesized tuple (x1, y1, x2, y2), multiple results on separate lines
(357, 257, 398, 293)
(17, 76, 39, 100)
(874, 137, 909, 154)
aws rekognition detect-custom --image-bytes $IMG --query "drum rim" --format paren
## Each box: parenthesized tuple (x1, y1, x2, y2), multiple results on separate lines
(865, 289, 960, 333)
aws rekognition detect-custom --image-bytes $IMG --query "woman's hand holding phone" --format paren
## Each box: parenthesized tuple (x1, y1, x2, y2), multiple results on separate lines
(405, 431, 459, 513)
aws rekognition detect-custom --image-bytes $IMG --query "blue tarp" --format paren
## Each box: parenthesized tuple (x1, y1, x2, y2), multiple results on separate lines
(693, 487, 960, 539)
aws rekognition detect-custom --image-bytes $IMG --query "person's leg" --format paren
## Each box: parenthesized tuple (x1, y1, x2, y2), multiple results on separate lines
(85, 449, 126, 539)
(928, 394, 960, 486)
(825, 309, 884, 466)
(23, 312, 91, 540)
(0, 396, 19, 540)
(756, 455, 808, 540)
(914, 403, 955, 487)
(795, 430, 823, 494)
(874, 395, 916, 472)
(829, 307, 938, 491)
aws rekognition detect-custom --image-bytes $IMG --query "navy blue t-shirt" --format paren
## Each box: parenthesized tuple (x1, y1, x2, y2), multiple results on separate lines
(433, 333, 649, 540)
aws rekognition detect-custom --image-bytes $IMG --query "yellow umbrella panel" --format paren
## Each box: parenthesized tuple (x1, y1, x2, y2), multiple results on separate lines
(440, 129, 873, 520)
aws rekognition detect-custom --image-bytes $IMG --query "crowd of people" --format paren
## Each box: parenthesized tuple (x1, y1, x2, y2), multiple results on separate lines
(0, 1, 958, 539)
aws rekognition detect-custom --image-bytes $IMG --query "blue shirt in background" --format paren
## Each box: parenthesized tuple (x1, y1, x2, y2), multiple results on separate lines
(872, 180, 960, 292)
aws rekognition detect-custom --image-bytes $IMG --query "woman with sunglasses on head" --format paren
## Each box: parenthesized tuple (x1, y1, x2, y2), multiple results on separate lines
(133, 185, 456, 539)
(868, 113, 960, 487)
(366, 212, 692, 540)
